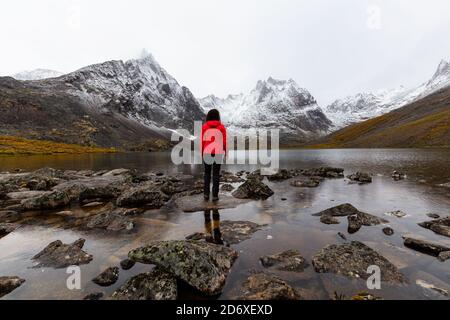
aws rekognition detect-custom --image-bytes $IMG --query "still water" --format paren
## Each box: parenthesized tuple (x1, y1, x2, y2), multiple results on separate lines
(0, 149, 449, 300)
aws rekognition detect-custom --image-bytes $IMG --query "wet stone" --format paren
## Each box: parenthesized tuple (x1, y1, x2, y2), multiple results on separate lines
(0, 276, 25, 298)
(92, 267, 119, 287)
(312, 241, 407, 284)
(383, 227, 394, 236)
(112, 268, 177, 300)
(83, 292, 104, 300)
(238, 272, 301, 300)
(403, 237, 450, 257)
(346, 172, 372, 184)
(232, 179, 274, 200)
(418, 216, 450, 238)
(260, 250, 308, 272)
(120, 259, 136, 270)
(0, 223, 18, 238)
(32, 238, 93, 268)
(0, 210, 21, 223)
(128, 240, 238, 296)
(290, 179, 320, 188)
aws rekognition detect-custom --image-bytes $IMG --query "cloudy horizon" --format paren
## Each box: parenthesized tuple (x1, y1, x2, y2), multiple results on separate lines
(1, 0, 449, 105)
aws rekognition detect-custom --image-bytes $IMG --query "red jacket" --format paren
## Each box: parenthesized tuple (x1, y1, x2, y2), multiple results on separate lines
(201, 120, 227, 155)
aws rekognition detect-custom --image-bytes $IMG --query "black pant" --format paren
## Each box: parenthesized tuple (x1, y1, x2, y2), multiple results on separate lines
(204, 162, 221, 197)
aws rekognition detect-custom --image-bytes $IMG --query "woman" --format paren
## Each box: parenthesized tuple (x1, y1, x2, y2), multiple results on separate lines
(201, 109, 227, 202)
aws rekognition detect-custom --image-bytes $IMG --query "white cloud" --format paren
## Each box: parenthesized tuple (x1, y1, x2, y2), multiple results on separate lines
(0, 0, 449, 105)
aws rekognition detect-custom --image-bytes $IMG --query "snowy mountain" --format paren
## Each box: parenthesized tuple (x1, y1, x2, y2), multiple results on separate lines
(12, 69, 64, 80)
(325, 59, 450, 128)
(199, 77, 332, 143)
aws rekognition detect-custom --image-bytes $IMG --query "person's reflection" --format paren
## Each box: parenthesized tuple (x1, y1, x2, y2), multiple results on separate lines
(204, 209, 223, 245)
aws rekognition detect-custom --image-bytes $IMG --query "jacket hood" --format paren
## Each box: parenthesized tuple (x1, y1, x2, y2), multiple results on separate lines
(205, 120, 223, 128)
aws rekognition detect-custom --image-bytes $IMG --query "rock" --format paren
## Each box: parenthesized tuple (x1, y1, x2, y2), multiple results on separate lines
(102, 169, 130, 176)
(246, 169, 264, 182)
(0, 223, 18, 238)
(86, 212, 134, 232)
(186, 220, 266, 245)
(220, 184, 235, 192)
(116, 184, 169, 208)
(92, 267, 119, 287)
(0, 276, 25, 298)
(437, 251, 450, 262)
(83, 292, 103, 300)
(302, 167, 344, 178)
(426, 213, 440, 219)
(6, 191, 48, 201)
(416, 279, 449, 297)
(220, 171, 244, 183)
(260, 250, 307, 272)
(0, 210, 21, 223)
(82, 201, 104, 208)
(392, 171, 406, 181)
(385, 210, 407, 218)
(313, 203, 360, 217)
(383, 227, 394, 236)
(232, 179, 274, 200)
(159, 180, 189, 196)
(238, 272, 301, 300)
(290, 179, 320, 188)
(337, 232, 347, 240)
(32, 238, 93, 268)
(403, 237, 450, 257)
(346, 172, 372, 184)
(312, 241, 406, 283)
(320, 215, 340, 225)
(112, 268, 177, 300)
(128, 240, 238, 295)
(267, 169, 293, 182)
(418, 216, 450, 238)
(20, 190, 72, 211)
(120, 259, 136, 270)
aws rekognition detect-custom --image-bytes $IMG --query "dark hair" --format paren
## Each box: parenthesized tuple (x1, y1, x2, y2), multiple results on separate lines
(206, 109, 221, 122)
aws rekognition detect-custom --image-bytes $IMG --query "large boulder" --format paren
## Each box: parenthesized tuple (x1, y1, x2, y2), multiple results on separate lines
(260, 250, 308, 272)
(0, 276, 25, 298)
(32, 238, 93, 268)
(418, 216, 450, 238)
(111, 268, 177, 300)
(116, 184, 169, 208)
(238, 273, 301, 300)
(312, 241, 407, 284)
(232, 179, 274, 200)
(128, 240, 238, 296)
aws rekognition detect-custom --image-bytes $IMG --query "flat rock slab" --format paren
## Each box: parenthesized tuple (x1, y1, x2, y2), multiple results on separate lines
(174, 194, 250, 213)
(6, 191, 48, 200)
(0, 276, 25, 298)
(418, 216, 450, 238)
(403, 237, 450, 257)
(111, 268, 177, 300)
(238, 272, 301, 300)
(92, 267, 119, 287)
(32, 238, 93, 268)
(260, 250, 308, 272)
(186, 220, 266, 245)
(128, 240, 238, 296)
(312, 241, 407, 284)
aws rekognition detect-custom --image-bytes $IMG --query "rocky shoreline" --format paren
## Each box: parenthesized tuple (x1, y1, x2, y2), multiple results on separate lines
(1, 166, 449, 300)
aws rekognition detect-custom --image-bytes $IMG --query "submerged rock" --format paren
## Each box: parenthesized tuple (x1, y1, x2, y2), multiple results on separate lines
(385, 210, 407, 218)
(392, 171, 406, 181)
(32, 238, 93, 268)
(232, 179, 274, 200)
(0, 276, 25, 298)
(438, 251, 450, 262)
(347, 172, 372, 184)
(83, 292, 104, 300)
(403, 237, 450, 257)
(302, 167, 344, 178)
(128, 240, 238, 296)
(0, 210, 21, 223)
(418, 216, 450, 238)
(312, 241, 406, 284)
(260, 250, 308, 272)
(186, 220, 266, 245)
(92, 267, 119, 287)
(416, 279, 449, 297)
(238, 272, 301, 300)
(320, 215, 340, 225)
(290, 179, 320, 188)
(112, 268, 177, 300)
(426, 213, 440, 219)
(383, 227, 394, 236)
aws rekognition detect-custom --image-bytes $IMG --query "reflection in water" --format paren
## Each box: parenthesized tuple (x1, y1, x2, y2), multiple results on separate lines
(204, 209, 224, 245)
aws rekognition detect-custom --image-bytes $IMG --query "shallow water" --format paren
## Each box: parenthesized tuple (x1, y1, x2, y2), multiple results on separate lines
(1, 149, 449, 300)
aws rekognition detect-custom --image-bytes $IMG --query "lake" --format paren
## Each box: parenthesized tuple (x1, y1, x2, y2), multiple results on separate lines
(1, 149, 449, 300)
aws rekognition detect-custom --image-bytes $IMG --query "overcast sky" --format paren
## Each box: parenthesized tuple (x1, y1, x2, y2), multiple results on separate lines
(1, 0, 449, 105)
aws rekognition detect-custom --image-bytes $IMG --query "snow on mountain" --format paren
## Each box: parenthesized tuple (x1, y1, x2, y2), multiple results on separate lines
(199, 77, 332, 142)
(12, 69, 64, 80)
(57, 52, 204, 132)
(325, 59, 450, 128)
